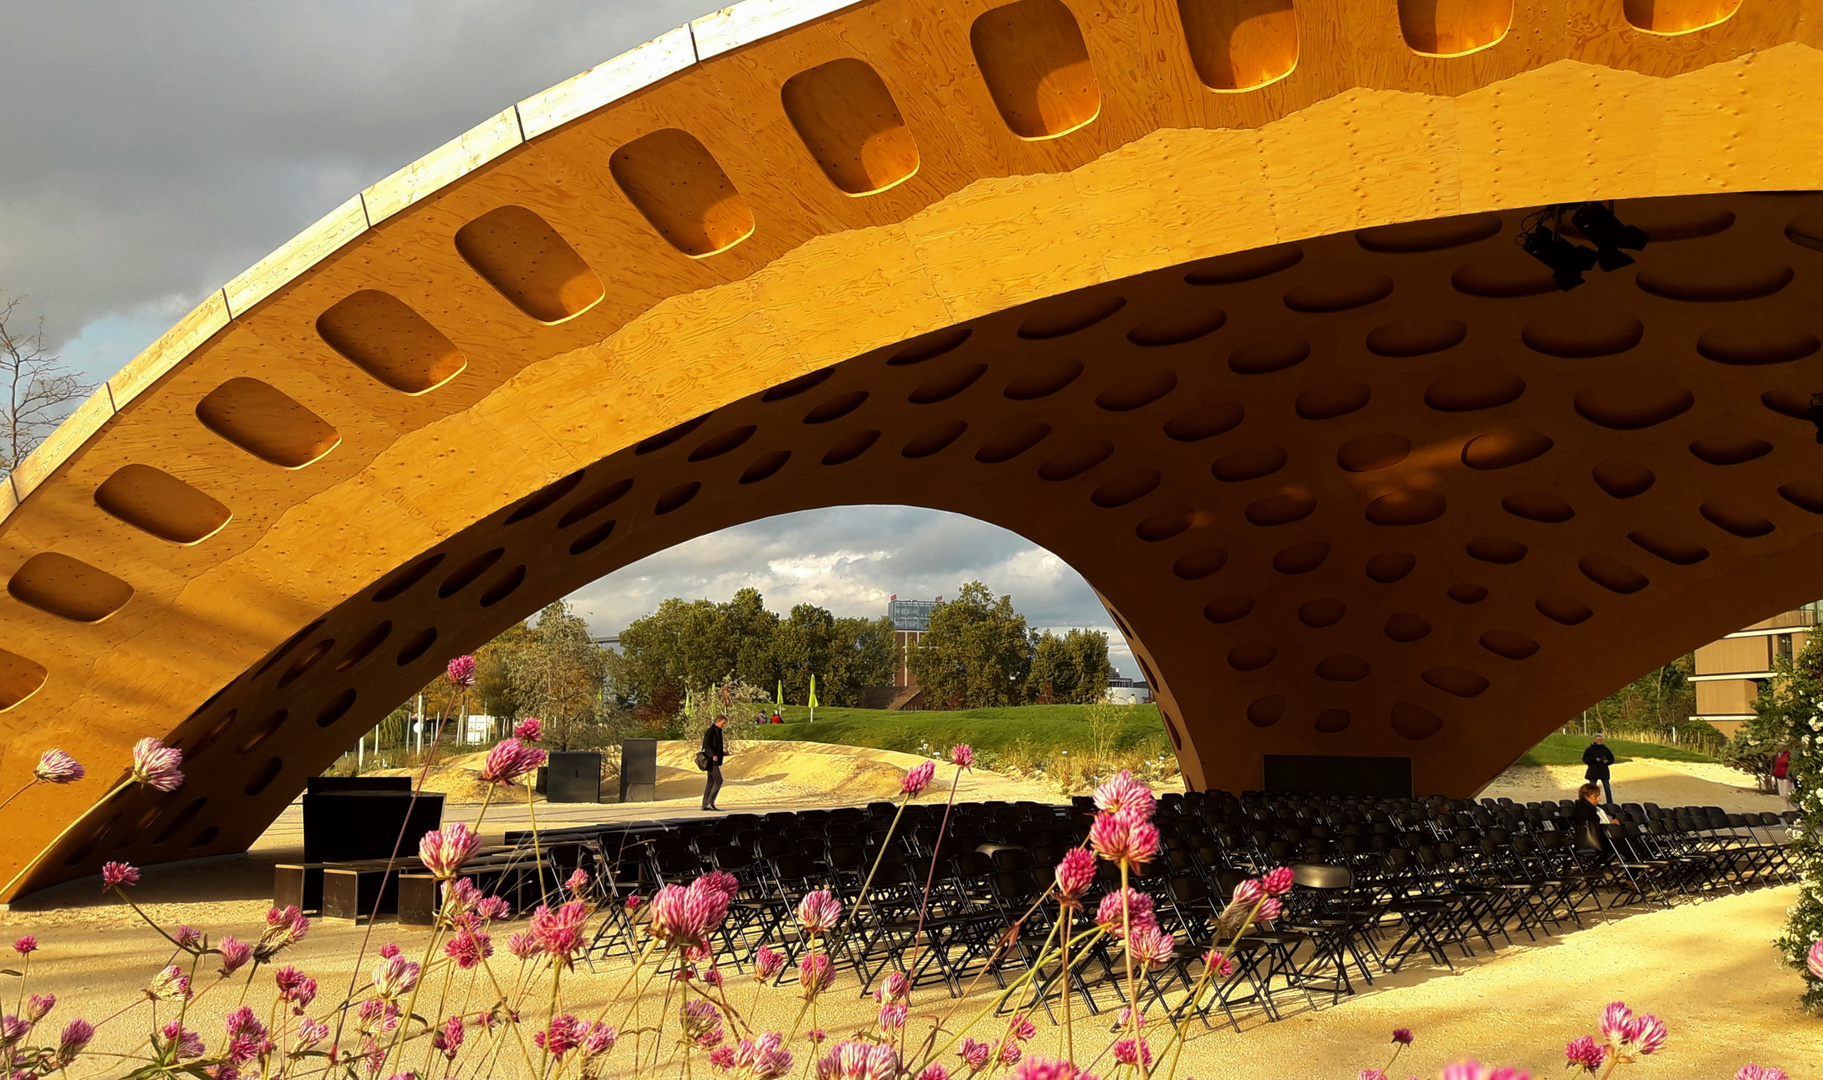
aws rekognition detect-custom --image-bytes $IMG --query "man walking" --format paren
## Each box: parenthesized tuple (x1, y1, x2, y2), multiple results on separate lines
(1582, 734, 1616, 804)
(701, 714, 728, 811)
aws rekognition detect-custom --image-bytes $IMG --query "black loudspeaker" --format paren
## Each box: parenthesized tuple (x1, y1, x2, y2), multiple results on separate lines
(1262, 755, 1413, 797)
(302, 790, 445, 863)
(545, 751, 602, 803)
(619, 739, 658, 803)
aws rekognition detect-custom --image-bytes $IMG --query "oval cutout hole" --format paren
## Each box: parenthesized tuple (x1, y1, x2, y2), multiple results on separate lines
(196, 378, 341, 468)
(454, 206, 604, 323)
(256, 619, 325, 677)
(970, 0, 1102, 140)
(373, 554, 445, 602)
(656, 482, 702, 514)
(397, 627, 439, 666)
(243, 757, 283, 797)
(8, 552, 133, 623)
(237, 709, 288, 753)
(560, 479, 634, 527)
(439, 549, 505, 598)
(188, 711, 237, 760)
(504, 470, 586, 525)
(1398, 0, 1511, 55)
(739, 453, 791, 485)
(335, 622, 392, 672)
(1178, 0, 1298, 91)
(781, 58, 920, 195)
(609, 129, 755, 257)
(480, 565, 527, 607)
(316, 689, 357, 727)
(1623, 0, 1741, 33)
(277, 639, 334, 689)
(316, 291, 467, 395)
(94, 465, 231, 545)
(0, 648, 47, 711)
(569, 520, 617, 556)
(153, 798, 207, 846)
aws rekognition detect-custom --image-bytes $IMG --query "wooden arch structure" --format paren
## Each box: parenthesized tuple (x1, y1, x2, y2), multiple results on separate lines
(4, 0, 1823, 896)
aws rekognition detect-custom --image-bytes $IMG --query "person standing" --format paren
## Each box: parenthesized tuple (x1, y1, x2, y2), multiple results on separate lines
(1582, 734, 1616, 804)
(701, 714, 728, 811)
(1774, 748, 1793, 797)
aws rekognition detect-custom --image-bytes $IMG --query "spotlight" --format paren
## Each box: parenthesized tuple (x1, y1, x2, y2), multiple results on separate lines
(1570, 202, 1649, 272)
(1809, 392, 1823, 445)
(1521, 224, 1599, 291)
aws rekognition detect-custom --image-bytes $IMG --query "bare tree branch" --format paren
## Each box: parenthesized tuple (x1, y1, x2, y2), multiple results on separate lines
(0, 292, 90, 476)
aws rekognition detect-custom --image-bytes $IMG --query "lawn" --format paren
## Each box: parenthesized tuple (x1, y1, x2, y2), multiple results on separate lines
(731, 703, 1169, 764)
(720, 705, 1716, 772)
(1512, 733, 1718, 767)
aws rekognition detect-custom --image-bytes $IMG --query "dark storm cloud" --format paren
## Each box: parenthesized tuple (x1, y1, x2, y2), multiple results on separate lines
(0, 0, 706, 379)
(5, 4, 1136, 679)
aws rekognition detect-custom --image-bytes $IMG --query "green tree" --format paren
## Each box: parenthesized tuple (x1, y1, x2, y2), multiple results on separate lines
(824, 615, 897, 706)
(1754, 633, 1823, 1009)
(1583, 655, 1699, 737)
(504, 601, 609, 750)
(1027, 628, 1112, 704)
(908, 582, 1034, 708)
(617, 597, 735, 710)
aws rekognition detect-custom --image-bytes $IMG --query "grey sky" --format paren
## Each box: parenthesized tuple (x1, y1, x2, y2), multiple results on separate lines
(3, 1, 1134, 677)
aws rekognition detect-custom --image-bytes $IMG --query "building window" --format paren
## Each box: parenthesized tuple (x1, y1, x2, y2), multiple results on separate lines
(1777, 633, 1794, 662)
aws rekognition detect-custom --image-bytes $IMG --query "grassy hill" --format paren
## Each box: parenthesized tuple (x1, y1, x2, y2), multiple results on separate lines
(1512, 733, 1716, 767)
(718, 705, 1714, 772)
(732, 703, 1169, 767)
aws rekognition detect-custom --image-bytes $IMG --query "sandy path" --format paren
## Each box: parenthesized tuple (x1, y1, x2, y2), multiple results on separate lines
(0, 882, 1810, 1078)
(1479, 759, 1789, 814)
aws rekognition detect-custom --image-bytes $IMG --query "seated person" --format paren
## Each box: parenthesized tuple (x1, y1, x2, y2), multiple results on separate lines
(1572, 781, 1615, 825)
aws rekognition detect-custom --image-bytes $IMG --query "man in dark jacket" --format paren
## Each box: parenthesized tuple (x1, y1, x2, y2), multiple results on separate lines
(1582, 735, 1616, 804)
(701, 714, 728, 811)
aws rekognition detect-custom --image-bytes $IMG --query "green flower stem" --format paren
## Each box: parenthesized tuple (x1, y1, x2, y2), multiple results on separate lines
(1159, 895, 1264, 1080)
(332, 684, 465, 1053)
(900, 761, 969, 981)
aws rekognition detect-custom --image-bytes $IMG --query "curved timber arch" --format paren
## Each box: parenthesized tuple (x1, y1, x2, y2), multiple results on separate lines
(5, 0, 1823, 896)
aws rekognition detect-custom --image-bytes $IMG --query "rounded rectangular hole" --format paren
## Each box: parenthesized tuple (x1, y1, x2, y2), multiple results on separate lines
(609, 129, 755, 258)
(781, 59, 921, 196)
(316, 291, 467, 395)
(8, 552, 134, 623)
(195, 378, 341, 468)
(1177, 0, 1298, 91)
(0, 648, 48, 711)
(970, 0, 1102, 140)
(454, 207, 605, 324)
(1622, 0, 1741, 33)
(1398, 0, 1511, 55)
(94, 464, 232, 545)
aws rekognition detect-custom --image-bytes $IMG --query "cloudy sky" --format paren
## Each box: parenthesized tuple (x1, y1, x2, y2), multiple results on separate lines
(5, 1, 1135, 676)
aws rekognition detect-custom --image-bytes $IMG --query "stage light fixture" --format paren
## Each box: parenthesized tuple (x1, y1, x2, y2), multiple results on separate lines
(1521, 223, 1599, 291)
(1570, 202, 1649, 272)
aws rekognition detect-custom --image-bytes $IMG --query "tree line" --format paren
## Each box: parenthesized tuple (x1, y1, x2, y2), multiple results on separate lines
(371, 584, 1116, 749)
(613, 581, 1112, 714)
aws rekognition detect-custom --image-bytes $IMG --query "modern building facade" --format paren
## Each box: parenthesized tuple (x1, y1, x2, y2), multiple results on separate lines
(1691, 602, 1823, 737)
